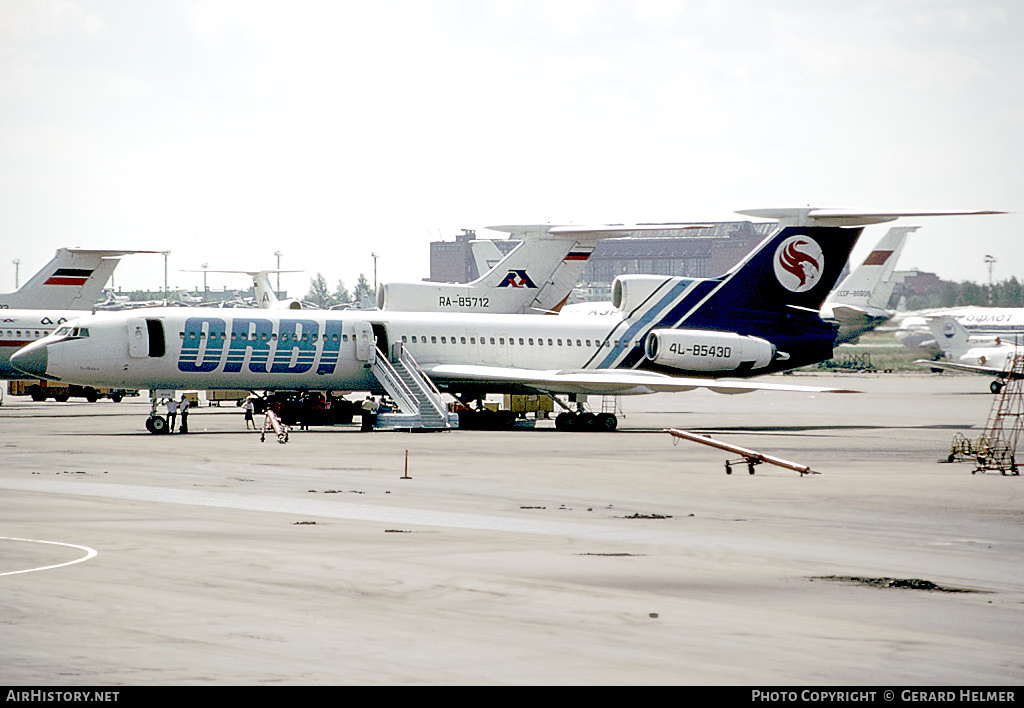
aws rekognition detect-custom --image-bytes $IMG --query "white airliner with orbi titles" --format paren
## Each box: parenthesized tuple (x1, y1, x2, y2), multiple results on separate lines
(11, 209, 1001, 432)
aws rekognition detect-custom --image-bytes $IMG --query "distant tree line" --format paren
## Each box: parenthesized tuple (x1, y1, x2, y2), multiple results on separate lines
(304, 272, 374, 309)
(894, 276, 1024, 311)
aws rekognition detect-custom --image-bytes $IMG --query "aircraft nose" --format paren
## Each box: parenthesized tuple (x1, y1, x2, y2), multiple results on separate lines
(11, 342, 49, 378)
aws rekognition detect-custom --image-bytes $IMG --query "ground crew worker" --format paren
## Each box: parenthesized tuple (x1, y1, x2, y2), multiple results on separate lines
(360, 395, 377, 432)
(179, 394, 190, 434)
(243, 397, 255, 429)
(166, 397, 178, 433)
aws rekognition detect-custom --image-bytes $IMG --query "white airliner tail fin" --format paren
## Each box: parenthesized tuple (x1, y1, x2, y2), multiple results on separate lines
(830, 226, 914, 311)
(193, 270, 304, 310)
(379, 223, 707, 314)
(927, 315, 972, 359)
(1, 248, 154, 310)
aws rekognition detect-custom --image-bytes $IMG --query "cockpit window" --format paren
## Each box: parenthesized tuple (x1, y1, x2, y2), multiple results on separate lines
(54, 326, 89, 338)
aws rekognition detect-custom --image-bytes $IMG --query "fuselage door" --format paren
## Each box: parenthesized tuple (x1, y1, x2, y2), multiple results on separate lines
(353, 321, 376, 365)
(127, 318, 148, 358)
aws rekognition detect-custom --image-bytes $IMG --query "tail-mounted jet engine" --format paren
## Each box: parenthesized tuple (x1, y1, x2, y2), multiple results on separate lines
(644, 329, 775, 372)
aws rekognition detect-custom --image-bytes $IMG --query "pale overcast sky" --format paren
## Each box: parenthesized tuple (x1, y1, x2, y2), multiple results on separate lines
(1, 0, 1022, 296)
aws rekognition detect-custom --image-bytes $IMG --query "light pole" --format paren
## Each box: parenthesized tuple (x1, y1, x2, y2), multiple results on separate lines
(985, 254, 997, 305)
(12, 259, 20, 289)
(371, 252, 379, 292)
(201, 263, 209, 294)
(162, 251, 171, 302)
(274, 251, 283, 296)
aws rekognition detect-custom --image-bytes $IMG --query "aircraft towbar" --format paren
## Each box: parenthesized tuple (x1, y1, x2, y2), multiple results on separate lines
(667, 428, 818, 476)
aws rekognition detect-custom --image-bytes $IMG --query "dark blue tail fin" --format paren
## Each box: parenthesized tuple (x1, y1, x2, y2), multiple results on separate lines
(717, 225, 863, 311)
(613, 225, 864, 372)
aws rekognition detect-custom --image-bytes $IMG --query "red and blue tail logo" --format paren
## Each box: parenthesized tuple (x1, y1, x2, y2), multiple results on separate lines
(497, 270, 538, 288)
(773, 236, 824, 293)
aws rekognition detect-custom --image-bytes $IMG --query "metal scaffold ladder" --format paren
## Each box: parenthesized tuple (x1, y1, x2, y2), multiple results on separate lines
(974, 353, 1024, 475)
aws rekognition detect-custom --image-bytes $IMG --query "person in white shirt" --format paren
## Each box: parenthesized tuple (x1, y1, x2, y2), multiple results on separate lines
(166, 397, 178, 433)
(178, 394, 190, 434)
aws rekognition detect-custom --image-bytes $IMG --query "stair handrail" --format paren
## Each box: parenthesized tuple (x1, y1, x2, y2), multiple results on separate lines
(398, 347, 451, 423)
(371, 347, 420, 414)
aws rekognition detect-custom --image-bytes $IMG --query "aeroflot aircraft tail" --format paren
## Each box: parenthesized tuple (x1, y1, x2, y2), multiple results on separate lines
(1, 249, 156, 310)
(820, 226, 915, 343)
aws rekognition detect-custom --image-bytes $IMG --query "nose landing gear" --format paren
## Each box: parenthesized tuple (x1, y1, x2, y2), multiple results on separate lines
(145, 415, 169, 434)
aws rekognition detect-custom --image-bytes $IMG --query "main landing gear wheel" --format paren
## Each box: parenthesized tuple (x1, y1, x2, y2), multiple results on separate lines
(991, 380, 1005, 394)
(555, 411, 617, 432)
(146, 415, 170, 435)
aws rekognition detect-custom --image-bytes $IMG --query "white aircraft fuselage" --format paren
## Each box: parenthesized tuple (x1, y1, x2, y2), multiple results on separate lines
(15, 307, 771, 395)
(0, 309, 83, 379)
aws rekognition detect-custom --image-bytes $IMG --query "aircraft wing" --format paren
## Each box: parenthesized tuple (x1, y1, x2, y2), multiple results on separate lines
(424, 364, 858, 396)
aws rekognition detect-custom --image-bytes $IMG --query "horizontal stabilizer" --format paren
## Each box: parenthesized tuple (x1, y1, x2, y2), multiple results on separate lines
(737, 208, 1005, 227)
(186, 269, 303, 276)
(486, 224, 711, 238)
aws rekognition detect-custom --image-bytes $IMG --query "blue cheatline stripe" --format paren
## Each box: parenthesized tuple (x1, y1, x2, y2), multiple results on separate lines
(595, 277, 708, 369)
(592, 228, 782, 371)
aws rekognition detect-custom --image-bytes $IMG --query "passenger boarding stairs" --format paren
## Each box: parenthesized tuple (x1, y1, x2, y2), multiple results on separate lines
(370, 344, 457, 431)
